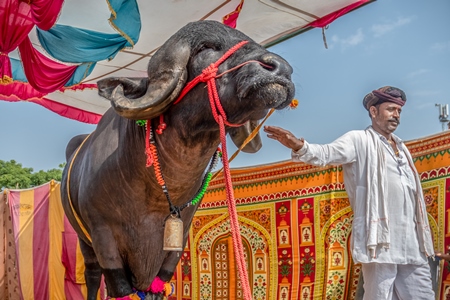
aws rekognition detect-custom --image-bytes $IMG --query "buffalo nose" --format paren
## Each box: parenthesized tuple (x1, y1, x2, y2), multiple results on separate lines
(260, 53, 293, 76)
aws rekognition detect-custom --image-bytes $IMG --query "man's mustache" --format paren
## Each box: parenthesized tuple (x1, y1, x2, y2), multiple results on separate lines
(389, 118, 400, 125)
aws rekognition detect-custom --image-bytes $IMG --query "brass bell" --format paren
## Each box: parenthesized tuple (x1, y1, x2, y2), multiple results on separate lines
(163, 215, 183, 251)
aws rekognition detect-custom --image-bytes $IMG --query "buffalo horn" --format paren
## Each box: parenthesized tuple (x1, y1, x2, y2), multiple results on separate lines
(97, 44, 191, 120)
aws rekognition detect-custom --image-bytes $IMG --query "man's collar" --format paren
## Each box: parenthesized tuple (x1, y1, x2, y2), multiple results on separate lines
(366, 126, 403, 144)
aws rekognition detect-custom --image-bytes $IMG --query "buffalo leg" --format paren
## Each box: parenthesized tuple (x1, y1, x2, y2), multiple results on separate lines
(79, 239, 102, 300)
(102, 268, 134, 297)
(90, 228, 133, 297)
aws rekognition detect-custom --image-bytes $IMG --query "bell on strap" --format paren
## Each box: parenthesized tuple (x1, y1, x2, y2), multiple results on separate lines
(163, 214, 183, 251)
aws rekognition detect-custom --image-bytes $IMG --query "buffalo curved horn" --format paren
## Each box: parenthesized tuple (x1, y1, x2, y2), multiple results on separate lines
(98, 77, 149, 100)
(97, 42, 191, 120)
(229, 120, 262, 153)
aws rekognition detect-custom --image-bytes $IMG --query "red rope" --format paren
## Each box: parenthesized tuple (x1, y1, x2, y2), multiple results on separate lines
(198, 41, 252, 299)
(173, 40, 249, 128)
(147, 41, 257, 299)
(217, 116, 252, 300)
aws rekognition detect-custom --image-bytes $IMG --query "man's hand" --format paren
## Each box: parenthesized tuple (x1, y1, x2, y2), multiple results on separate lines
(436, 246, 450, 261)
(264, 125, 304, 152)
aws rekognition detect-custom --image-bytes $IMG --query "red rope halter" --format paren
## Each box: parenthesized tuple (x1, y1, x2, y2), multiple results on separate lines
(173, 40, 250, 127)
(171, 40, 253, 299)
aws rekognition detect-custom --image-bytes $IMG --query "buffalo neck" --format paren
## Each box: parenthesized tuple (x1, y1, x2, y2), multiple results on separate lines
(152, 116, 220, 181)
(114, 114, 220, 208)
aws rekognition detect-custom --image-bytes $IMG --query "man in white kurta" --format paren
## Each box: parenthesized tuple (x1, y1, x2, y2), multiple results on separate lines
(264, 86, 434, 299)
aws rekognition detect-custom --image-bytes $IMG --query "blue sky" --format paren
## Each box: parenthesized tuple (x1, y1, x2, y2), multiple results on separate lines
(1, 0, 449, 172)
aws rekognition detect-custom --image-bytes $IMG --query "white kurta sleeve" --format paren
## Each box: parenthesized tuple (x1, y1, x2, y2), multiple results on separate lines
(291, 131, 358, 167)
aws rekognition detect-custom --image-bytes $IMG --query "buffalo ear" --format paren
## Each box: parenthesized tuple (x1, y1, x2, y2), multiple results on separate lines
(97, 42, 191, 120)
(229, 120, 262, 153)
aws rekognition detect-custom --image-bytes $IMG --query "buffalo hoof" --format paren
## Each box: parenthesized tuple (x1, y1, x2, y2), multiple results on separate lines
(144, 292, 164, 300)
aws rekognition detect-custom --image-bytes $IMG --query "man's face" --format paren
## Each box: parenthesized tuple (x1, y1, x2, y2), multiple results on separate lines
(370, 102, 402, 136)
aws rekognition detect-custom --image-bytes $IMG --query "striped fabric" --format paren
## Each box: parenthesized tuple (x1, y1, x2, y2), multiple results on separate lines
(4, 181, 103, 300)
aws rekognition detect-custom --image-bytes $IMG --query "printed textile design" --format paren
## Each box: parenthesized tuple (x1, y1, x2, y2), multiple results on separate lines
(169, 131, 450, 300)
(2, 131, 450, 299)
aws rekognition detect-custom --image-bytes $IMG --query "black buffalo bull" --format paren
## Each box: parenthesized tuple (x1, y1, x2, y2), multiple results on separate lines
(61, 20, 295, 299)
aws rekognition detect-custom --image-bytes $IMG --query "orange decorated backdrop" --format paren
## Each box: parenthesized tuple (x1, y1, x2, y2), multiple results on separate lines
(172, 130, 450, 300)
(1, 130, 450, 299)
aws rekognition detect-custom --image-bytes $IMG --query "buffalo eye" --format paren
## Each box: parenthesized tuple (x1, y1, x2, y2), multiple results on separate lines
(195, 43, 218, 56)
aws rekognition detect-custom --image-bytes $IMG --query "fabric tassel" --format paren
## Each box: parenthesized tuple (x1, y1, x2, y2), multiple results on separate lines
(148, 276, 166, 293)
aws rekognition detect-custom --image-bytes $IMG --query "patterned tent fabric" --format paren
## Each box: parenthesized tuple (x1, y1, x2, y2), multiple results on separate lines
(1, 130, 449, 299)
(181, 130, 450, 300)
(1, 181, 106, 300)
(0, 0, 373, 124)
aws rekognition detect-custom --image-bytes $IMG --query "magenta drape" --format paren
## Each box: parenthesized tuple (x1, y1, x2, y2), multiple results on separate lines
(19, 37, 78, 93)
(0, 80, 47, 100)
(223, 0, 244, 29)
(0, 0, 64, 83)
(309, 0, 370, 28)
(0, 0, 34, 81)
(1, 82, 102, 124)
(29, 0, 65, 30)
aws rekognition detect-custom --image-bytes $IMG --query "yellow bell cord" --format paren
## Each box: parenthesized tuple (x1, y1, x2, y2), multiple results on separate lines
(66, 134, 93, 243)
(211, 107, 275, 181)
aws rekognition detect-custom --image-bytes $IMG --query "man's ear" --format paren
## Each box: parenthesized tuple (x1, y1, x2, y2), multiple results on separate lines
(369, 106, 377, 118)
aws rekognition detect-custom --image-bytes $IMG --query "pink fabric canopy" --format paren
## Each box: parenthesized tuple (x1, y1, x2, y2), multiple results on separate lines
(19, 38, 77, 93)
(0, 0, 373, 124)
(0, 0, 34, 83)
(0, 0, 71, 94)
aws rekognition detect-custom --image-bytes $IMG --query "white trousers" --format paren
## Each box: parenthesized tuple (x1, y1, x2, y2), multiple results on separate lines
(361, 262, 434, 300)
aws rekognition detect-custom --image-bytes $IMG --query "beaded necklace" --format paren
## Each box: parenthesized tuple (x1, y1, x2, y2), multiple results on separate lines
(388, 139, 400, 157)
(144, 121, 221, 218)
